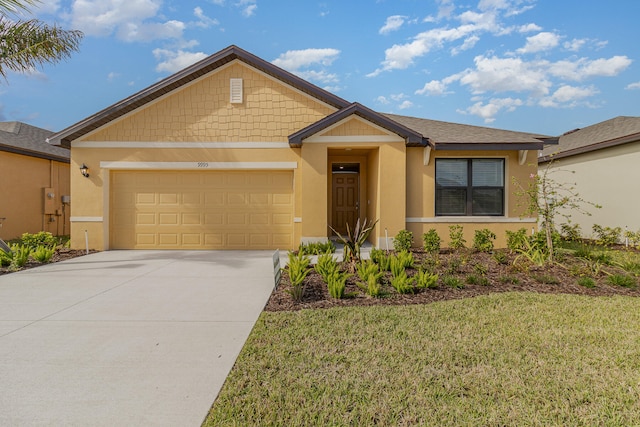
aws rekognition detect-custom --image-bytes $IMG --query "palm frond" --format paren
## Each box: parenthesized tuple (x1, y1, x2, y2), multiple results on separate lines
(0, 17, 83, 79)
(0, 0, 38, 15)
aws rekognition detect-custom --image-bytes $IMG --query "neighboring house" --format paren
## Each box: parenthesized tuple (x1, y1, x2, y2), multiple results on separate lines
(0, 121, 70, 240)
(539, 116, 640, 237)
(48, 45, 547, 251)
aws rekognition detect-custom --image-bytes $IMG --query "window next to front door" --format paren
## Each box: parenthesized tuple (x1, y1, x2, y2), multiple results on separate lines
(435, 158, 505, 216)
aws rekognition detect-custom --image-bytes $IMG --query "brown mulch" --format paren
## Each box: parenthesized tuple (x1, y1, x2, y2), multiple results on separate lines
(266, 249, 640, 312)
(0, 247, 98, 276)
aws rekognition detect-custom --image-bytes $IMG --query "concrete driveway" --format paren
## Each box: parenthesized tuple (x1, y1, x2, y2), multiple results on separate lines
(0, 250, 276, 426)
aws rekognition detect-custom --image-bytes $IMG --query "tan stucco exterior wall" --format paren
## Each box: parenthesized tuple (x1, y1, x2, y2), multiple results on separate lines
(543, 141, 640, 237)
(405, 147, 538, 248)
(0, 151, 70, 240)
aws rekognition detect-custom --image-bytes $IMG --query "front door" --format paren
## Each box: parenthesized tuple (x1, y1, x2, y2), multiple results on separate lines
(331, 167, 359, 235)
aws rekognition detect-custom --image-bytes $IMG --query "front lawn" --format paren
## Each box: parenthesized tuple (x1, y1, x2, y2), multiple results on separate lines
(205, 293, 640, 426)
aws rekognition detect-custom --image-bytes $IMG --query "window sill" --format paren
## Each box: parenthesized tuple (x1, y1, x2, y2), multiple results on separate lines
(406, 217, 537, 223)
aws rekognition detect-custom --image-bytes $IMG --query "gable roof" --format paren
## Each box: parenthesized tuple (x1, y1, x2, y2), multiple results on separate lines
(0, 122, 69, 162)
(289, 103, 428, 147)
(539, 116, 640, 162)
(384, 113, 549, 150)
(48, 45, 351, 148)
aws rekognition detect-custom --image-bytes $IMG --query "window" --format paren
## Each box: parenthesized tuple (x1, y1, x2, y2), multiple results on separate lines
(435, 158, 504, 216)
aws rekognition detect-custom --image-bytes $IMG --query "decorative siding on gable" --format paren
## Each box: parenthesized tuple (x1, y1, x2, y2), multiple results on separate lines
(323, 117, 388, 137)
(83, 62, 336, 143)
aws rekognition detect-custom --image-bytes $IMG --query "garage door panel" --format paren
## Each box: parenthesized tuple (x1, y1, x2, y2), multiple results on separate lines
(111, 170, 294, 249)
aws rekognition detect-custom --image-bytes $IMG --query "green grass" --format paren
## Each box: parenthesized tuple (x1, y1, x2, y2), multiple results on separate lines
(205, 293, 640, 426)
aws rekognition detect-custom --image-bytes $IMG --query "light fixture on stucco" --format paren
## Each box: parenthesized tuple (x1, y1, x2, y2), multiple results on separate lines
(80, 164, 90, 178)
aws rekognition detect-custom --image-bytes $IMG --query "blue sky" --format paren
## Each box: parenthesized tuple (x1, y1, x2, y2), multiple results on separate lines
(2, 0, 639, 136)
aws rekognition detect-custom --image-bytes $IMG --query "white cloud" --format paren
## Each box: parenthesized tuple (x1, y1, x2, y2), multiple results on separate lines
(415, 80, 450, 96)
(295, 70, 339, 84)
(548, 56, 632, 81)
(539, 85, 599, 107)
(458, 55, 551, 96)
(153, 49, 208, 73)
(436, 0, 455, 20)
(69, 0, 186, 42)
(379, 15, 407, 35)
(376, 96, 390, 105)
(626, 82, 640, 90)
(518, 23, 541, 33)
(209, 0, 225, 5)
(452, 35, 480, 55)
(459, 97, 523, 122)
(272, 48, 340, 70)
(193, 7, 219, 28)
(236, 0, 257, 17)
(398, 100, 414, 109)
(563, 38, 587, 52)
(517, 31, 560, 54)
(107, 71, 120, 82)
(390, 93, 407, 101)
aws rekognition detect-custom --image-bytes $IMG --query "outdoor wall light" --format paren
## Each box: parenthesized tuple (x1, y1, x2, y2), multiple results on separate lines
(80, 163, 90, 178)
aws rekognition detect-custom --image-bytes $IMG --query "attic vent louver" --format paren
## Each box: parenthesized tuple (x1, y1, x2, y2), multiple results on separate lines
(230, 78, 243, 104)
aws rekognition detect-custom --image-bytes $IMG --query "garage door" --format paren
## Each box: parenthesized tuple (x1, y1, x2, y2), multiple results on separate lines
(110, 170, 294, 249)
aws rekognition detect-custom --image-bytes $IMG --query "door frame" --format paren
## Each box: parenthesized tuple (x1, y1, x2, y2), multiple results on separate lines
(330, 162, 361, 236)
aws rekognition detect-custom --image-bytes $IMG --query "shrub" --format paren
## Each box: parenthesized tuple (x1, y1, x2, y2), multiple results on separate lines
(492, 251, 509, 265)
(532, 274, 559, 285)
(577, 276, 596, 288)
(370, 248, 391, 272)
(389, 255, 406, 278)
(442, 275, 464, 289)
(414, 269, 439, 289)
(286, 251, 311, 301)
(299, 241, 336, 255)
(329, 218, 378, 264)
(607, 274, 637, 289)
(472, 229, 496, 253)
(0, 249, 11, 267)
(315, 252, 339, 283)
(445, 256, 463, 274)
(31, 245, 55, 263)
(466, 274, 490, 286)
(390, 272, 414, 294)
(393, 229, 413, 252)
(9, 244, 30, 269)
(506, 228, 528, 252)
(473, 263, 488, 276)
(21, 231, 57, 250)
(357, 273, 384, 298)
(448, 225, 466, 249)
(624, 229, 640, 249)
(327, 270, 351, 299)
(422, 229, 441, 253)
(395, 250, 414, 269)
(560, 223, 582, 241)
(592, 224, 621, 247)
(498, 275, 520, 285)
(619, 262, 640, 276)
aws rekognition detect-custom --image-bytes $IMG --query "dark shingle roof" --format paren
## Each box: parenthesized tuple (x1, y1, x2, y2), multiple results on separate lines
(383, 113, 549, 150)
(0, 122, 69, 162)
(540, 116, 640, 162)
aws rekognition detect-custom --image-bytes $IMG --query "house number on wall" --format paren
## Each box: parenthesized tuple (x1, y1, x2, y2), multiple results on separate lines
(197, 162, 209, 168)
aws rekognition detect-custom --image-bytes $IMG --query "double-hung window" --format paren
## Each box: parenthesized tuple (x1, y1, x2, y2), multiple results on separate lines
(435, 158, 505, 216)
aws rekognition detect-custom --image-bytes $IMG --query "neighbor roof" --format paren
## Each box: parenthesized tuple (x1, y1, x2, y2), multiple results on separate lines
(47, 45, 350, 148)
(0, 122, 69, 162)
(384, 113, 549, 150)
(539, 116, 640, 162)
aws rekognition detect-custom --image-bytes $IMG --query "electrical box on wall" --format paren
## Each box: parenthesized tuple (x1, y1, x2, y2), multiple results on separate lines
(61, 195, 71, 204)
(43, 187, 55, 214)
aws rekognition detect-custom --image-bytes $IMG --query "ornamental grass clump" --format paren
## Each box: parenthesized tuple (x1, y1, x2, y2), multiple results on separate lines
(286, 251, 311, 302)
(390, 271, 414, 294)
(414, 269, 438, 289)
(314, 252, 339, 283)
(370, 248, 391, 271)
(356, 260, 385, 297)
(31, 245, 55, 263)
(9, 244, 30, 269)
(326, 270, 351, 299)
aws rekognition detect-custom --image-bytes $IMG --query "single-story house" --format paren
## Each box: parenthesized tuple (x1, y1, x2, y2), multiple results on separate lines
(539, 116, 640, 236)
(48, 45, 548, 251)
(0, 121, 70, 240)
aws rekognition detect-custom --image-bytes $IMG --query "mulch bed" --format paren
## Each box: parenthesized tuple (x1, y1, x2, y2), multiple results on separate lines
(266, 249, 640, 312)
(0, 247, 98, 276)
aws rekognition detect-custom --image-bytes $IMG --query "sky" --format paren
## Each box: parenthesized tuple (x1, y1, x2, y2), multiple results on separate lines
(1, 0, 639, 137)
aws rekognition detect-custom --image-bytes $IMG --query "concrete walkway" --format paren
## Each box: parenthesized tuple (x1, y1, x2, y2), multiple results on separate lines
(0, 250, 276, 426)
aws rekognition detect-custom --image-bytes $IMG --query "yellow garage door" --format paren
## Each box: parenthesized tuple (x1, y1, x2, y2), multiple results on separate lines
(110, 170, 294, 250)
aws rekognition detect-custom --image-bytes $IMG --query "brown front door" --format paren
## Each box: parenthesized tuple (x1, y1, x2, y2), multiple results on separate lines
(332, 172, 359, 235)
